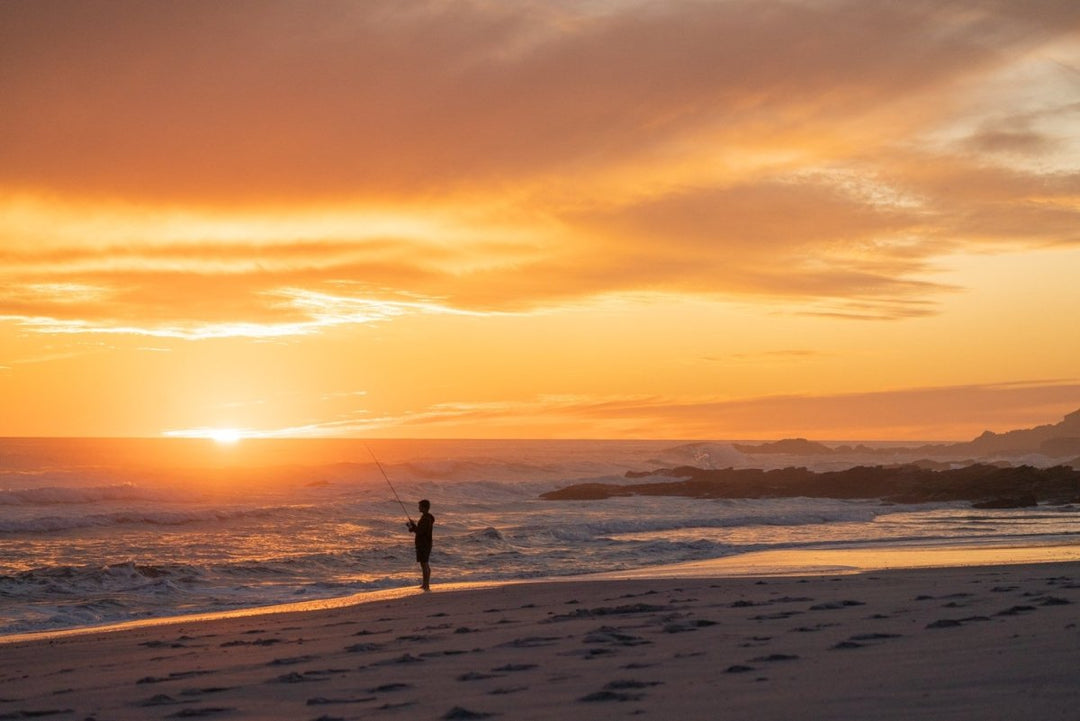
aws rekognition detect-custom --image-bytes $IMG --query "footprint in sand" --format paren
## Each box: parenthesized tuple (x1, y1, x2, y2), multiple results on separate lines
(926, 616, 990, 629)
(140, 640, 188, 649)
(268, 655, 316, 666)
(137, 670, 214, 685)
(377, 700, 418, 711)
(345, 642, 384, 653)
(491, 663, 537, 672)
(995, 605, 1037, 616)
(548, 603, 671, 621)
(605, 679, 663, 690)
(396, 634, 433, 642)
(180, 687, 232, 697)
(808, 600, 865, 611)
(790, 623, 838, 633)
(457, 671, 503, 681)
(306, 695, 376, 705)
(578, 690, 643, 703)
(662, 619, 717, 633)
(419, 649, 470, 658)
(269, 671, 329, 684)
(750, 611, 802, 620)
(582, 627, 652, 646)
(578, 679, 661, 703)
(137, 693, 180, 706)
(832, 633, 902, 649)
(368, 682, 412, 694)
(562, 647, 618, 659)
(165, 707, 236, 718)
(498, 636, 561, 648)
(374, 654, 425, 666)
(442, 706, 495, 719)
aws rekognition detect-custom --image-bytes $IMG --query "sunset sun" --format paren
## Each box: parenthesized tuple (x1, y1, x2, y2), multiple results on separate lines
(208, 428, 242, 445)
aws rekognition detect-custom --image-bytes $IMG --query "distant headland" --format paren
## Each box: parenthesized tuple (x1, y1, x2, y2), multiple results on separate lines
(733, 409, 1080, 460)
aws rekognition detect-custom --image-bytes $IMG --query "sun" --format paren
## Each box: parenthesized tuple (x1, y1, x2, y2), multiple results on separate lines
(162, 426, 259, 442)
(208, 428, 243, 444)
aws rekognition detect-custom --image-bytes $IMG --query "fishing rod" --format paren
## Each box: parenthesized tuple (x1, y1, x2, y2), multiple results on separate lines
(365, 444, 413, 524)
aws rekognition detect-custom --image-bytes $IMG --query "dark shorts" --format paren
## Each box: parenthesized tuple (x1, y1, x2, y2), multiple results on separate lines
(416, 545, 431, 563)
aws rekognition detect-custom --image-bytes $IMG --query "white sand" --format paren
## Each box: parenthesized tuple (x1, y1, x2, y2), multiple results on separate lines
(2, 550, 1079, 720)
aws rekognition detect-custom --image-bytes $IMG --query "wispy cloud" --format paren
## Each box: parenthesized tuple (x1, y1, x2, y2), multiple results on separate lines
(708, 350, 826, 364)
(0, 346, 113, 366)
(203, 380, 1080, 441)
(320, 390, 369, 401)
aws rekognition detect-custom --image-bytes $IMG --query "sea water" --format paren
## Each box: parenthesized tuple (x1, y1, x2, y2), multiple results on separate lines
(1, 437, 1076, 636)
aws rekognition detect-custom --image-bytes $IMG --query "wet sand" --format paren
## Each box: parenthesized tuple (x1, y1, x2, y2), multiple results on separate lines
(2, 550, 1078, 720)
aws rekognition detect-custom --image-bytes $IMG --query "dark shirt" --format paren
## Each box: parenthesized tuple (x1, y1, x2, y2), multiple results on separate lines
(411, 512, 434, 549)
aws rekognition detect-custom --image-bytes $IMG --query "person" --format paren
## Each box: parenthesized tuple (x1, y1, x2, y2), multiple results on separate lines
(407, 499, 434, 591)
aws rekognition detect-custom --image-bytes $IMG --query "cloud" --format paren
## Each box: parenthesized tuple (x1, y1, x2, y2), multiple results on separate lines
(710, 350, 825, 363)
(966, 125, 1060, 155)
(1, 285, 478, 340)
(206, 379, 1080, 440)
(561, 179, 953, 314)
(4, 0, 1077, 200)
(2, 0, 1079, 333)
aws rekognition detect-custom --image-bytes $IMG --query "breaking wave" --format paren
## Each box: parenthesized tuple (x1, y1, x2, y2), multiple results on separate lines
(0, 505, 287, 534)
(0, 483, 174, 506)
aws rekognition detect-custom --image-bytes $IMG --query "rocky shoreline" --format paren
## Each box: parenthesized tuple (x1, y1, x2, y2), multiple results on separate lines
(540, 463, 1080, 508)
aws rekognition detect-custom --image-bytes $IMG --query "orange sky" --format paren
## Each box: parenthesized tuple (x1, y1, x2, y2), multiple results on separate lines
(2, 0, 1079, 440)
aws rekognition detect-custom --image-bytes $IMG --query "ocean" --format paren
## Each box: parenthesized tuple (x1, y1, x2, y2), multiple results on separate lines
(1, 437, 1076, 636)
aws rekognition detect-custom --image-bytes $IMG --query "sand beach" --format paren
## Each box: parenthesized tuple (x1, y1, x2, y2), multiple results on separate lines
(2, 549, 1078, 721)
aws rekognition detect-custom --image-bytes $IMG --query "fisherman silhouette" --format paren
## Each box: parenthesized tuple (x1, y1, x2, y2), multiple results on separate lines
(407, 499, 434, 591)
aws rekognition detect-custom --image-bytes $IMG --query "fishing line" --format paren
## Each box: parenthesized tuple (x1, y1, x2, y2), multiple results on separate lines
(365, 444, 413, 524)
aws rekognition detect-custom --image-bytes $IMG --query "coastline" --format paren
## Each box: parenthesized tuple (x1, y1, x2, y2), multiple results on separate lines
(2, 546, 1079, 720)
(4, 540, 1079, 645)
(5, 436, 1077, 644)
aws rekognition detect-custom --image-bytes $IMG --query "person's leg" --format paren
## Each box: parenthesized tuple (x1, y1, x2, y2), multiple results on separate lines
(420, 561, 431, 590)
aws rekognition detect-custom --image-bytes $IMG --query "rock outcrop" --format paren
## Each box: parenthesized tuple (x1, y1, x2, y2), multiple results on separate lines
(733, 438, 835, 455)
(541, 463, 1080, 506)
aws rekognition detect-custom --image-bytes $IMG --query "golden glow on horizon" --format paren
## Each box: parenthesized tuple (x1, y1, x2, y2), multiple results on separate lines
(209, 429, 242, 445)
(2, 1, 1079, 441)
(162, 427, 259, 443)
